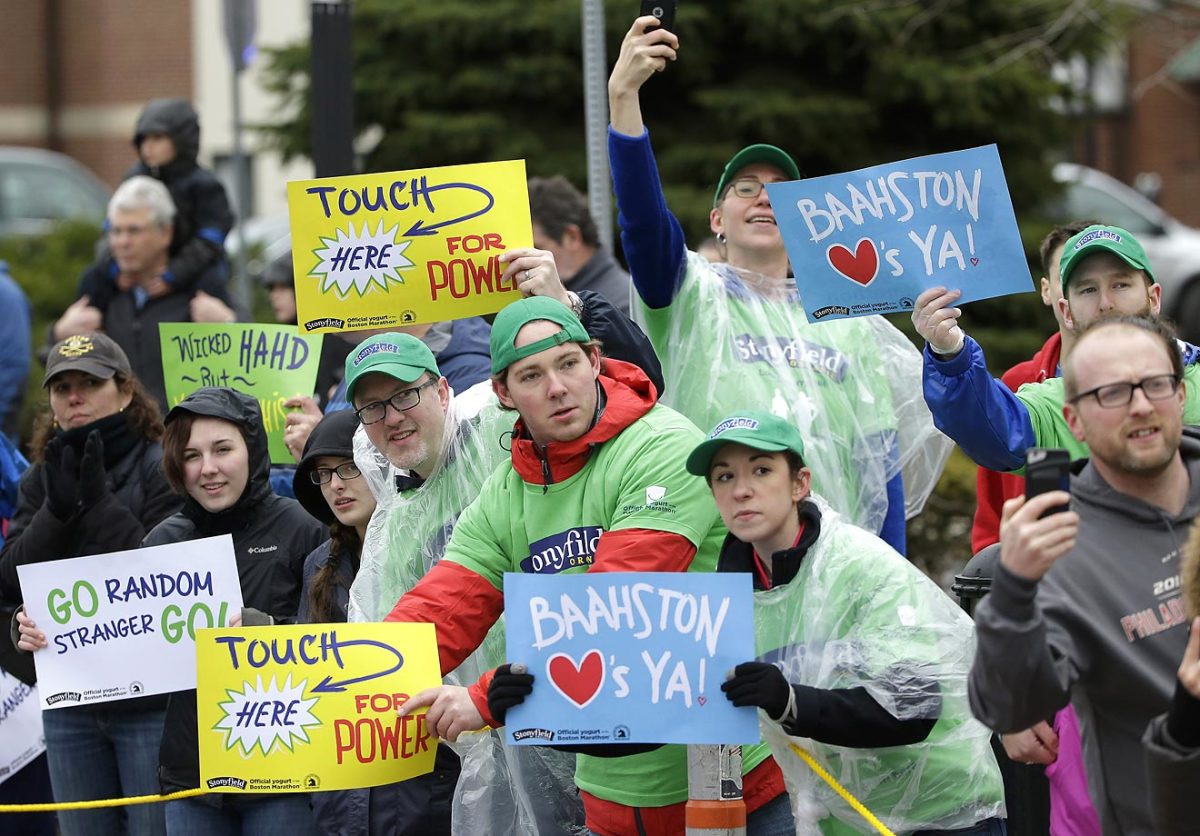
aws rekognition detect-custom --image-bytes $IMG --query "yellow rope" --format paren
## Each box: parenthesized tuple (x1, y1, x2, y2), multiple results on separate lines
(0, 746, 886, 832)
(787, 742, 896, 836)
(0, 787, 206, 813)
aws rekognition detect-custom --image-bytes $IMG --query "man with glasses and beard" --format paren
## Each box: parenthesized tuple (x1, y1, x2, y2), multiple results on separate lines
(969, 315, 1200, 836)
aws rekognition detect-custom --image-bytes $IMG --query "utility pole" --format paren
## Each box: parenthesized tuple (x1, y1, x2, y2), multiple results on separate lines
(580, 0, 613, 254)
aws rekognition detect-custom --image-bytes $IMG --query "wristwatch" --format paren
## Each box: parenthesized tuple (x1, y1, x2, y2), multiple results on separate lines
(566, 290, 585, 320)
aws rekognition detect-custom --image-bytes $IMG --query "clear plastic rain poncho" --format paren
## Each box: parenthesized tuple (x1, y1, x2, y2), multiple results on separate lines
(755, 496, 1004, 834)
(349, 381, 586, 835)
(633, 254, 951, 530)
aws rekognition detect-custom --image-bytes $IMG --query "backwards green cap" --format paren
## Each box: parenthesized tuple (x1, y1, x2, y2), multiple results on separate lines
(686, 410, 806, 476)
(713, 144, 802, 207)
(489, 296, 591, 375)
(344, 333, 441, 405)
(1059, 224, 1155, 292)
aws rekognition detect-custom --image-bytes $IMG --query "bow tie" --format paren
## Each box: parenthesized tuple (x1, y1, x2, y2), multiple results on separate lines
(394, 472, 426, 493)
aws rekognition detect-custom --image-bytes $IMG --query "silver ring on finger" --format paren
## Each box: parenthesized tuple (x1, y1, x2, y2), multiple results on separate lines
(524, 269, 533, 282)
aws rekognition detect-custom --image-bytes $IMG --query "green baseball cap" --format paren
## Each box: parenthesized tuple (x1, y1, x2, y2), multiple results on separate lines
(713, 144, 802, 207)
(686, 411, 806, 476)
(344, 333, 441, 405)
(489, 296, 591, 375)
(1059, 224, 1155, 292)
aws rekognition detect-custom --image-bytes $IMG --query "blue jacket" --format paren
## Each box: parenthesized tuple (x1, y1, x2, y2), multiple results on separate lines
(923, 335, 1200, 472)
(0, 263, 31, 440)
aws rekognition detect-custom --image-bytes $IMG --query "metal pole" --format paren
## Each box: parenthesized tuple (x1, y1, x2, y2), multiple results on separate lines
(580, 0, 613, 255)
(686, 744, 747, 836)
(230, 64, 251, 313)
(310, 1, 356, 178)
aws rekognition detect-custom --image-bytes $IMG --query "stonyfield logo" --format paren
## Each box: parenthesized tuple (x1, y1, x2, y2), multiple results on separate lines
(731, 334, 850, 381)
(709, 417, 759, 438)
(512, 728, 555, 742)
(810, 305, 850, 320)
(1074, 229, 1121, 250)
(352, 341, 404, 366)
(520, 526, 603, 575)
(206, 776, 248, 790)
(45, 691, 82, 706)
(303, 317, 346, 332)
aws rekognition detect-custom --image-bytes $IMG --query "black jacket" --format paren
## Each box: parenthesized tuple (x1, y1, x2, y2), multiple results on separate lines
(75, 258, 234, 412)
(146, 388, 327, 793)
(576, 289, 664, 398)
(124, 98, 234, 291)
(0, 413, 180, 689)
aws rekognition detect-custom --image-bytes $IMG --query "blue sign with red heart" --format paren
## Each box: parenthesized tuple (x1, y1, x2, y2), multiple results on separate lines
(765, 144, 1032, 321)
(502, 572, 760, 746)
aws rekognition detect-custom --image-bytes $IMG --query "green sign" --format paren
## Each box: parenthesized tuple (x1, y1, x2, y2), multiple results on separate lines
(159, 323, 322, 464)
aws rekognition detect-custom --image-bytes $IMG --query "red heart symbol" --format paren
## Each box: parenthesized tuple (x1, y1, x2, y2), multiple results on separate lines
(547, 651, 605, 708)
(698, 695, 707, 706)
(826, 238, 879, 287)
(970, 257, 980, 266)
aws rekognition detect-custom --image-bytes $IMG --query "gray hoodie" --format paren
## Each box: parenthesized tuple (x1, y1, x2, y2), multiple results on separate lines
(969, 432, 1200, 836)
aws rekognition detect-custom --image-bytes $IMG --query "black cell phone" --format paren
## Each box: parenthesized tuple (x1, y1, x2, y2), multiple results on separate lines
(1025, 447, 1071, 517)
(640, 0, 677, 32)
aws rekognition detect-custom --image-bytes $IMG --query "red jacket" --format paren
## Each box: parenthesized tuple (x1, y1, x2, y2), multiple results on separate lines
(970, 331, 1063, 552)
(385, 359, 699, 721)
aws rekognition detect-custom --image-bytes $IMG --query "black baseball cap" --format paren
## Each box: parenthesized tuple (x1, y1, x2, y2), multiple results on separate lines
(43, 333, 132, 387)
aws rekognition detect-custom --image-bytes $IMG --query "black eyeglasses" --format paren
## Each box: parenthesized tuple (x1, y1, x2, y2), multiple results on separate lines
(309, 462, 362, 485)
(354, 379, 437, 425)
(725, 178, 769, 200)
(1068, 373, 1181, 408)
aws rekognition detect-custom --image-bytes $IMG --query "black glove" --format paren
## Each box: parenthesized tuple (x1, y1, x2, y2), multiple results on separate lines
(41, 439, 81, 521)
(488, 663, 535, 726)
(721, 661, 792, 720)
(78, 431, 109, 510)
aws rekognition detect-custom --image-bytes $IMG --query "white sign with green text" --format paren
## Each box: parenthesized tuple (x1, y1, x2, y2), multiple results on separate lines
(17, 535, 243, 709)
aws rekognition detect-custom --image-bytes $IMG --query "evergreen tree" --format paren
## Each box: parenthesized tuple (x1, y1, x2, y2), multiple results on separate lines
(261, 0, 1128, 248)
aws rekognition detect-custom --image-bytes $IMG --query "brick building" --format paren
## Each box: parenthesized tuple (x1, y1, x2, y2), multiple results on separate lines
(0, 0, 310, 218)
(1076, 3, 1200, 227)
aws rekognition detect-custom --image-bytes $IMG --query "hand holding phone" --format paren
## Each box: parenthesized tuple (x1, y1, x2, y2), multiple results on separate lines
(640, 0, 677, 33)
(1024, 447, 1071, 518)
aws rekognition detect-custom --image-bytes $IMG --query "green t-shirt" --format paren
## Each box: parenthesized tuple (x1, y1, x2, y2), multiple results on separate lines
(1016, 362, 1200, 463)
(445, 402, 770, 808)
(635, 253, 908, 535)
(753, 501, 1004, 832)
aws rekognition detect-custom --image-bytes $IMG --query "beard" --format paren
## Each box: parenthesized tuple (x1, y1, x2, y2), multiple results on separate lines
(1093, 422, 1182, 479)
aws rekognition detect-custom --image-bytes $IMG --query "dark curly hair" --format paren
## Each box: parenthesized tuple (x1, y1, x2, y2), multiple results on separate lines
(30, 373, 163, 463)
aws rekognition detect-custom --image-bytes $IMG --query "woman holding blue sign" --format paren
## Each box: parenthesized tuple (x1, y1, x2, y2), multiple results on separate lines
(5, 333, 179, 836)
(606, 15, 949, 556)
(686, 411, 1006, 834)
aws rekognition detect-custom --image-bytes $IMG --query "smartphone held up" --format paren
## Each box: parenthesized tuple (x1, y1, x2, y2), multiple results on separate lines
(1024, 447, 1071, 518)
(640, 0, 677, 32)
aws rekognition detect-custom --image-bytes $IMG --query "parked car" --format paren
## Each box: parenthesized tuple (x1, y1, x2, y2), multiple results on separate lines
(1051, 162, 1200, 341)
(225, 213, 292, 283)
(0, 146, 109, 237)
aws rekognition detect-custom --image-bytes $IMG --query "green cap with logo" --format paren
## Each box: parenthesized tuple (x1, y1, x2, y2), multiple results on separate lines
(686, 410, 807, 476)
(713, 143, 802, 207)
(344, 333, 441, 405)
(1059, 224, 1155, 292)
(489, 296, 591, 375)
